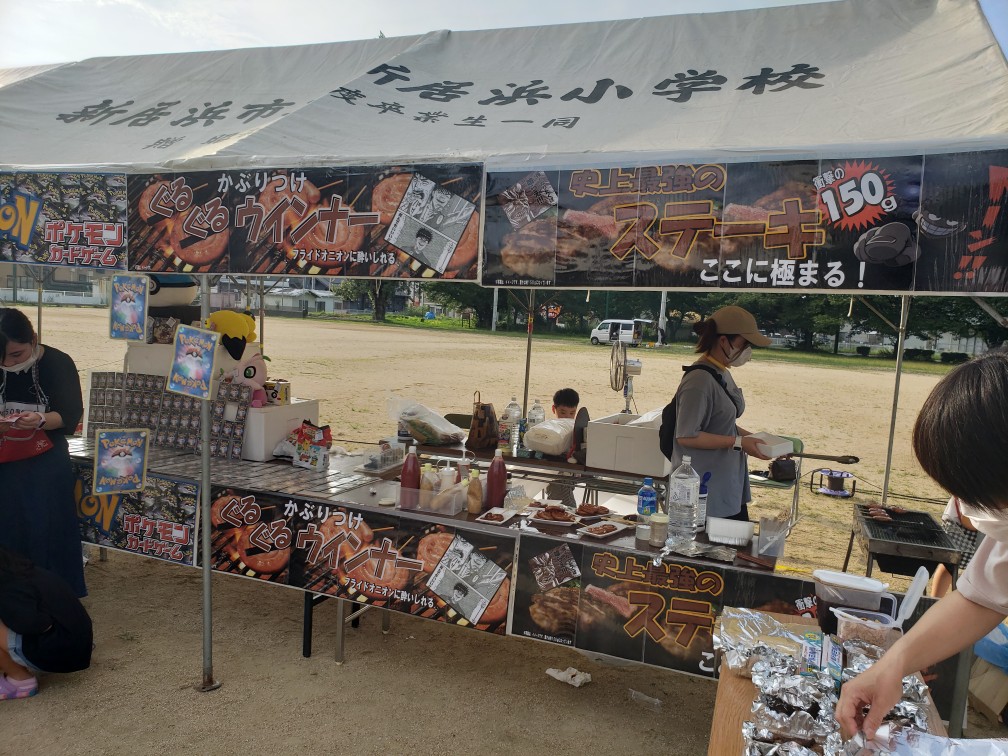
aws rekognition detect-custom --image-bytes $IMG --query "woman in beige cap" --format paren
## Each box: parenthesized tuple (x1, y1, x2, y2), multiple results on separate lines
(659, 305, 772, 521)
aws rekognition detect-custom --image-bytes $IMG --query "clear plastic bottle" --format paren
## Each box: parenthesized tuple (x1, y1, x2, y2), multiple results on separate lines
(527, 398, 546, 428)
(695, 472, 711, 533)
(667, 456, 700, 541)
(486, 448, 507, 509)
(636, 476, 658, 539)
(499, 395, 522, 455)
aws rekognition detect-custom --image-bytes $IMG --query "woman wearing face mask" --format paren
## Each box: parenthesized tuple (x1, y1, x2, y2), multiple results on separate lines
(0, 308, 85, 598)
(836, 350, 1008, 741)
(666, 305, 773, 521)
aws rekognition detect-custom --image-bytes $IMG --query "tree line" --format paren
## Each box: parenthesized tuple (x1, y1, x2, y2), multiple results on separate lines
(336, 279, 1008, 351)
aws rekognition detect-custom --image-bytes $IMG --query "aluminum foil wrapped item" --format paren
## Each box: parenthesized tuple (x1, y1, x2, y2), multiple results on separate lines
(900, 673, 930, 705)
(885, 699, 929, 733)
(750, 672, 839, 745)
(751, 655, 802, 682)
(842, 725, 1008, 754)
(697, 543, 738, 563)
(842, 639, 886, 664)
(742, 721, 820, 756)
(753, 665, 835, 708)
(715, 607, 807, 676)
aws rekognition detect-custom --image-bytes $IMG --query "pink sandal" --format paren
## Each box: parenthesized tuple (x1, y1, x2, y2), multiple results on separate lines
(0, 674, 38, 700)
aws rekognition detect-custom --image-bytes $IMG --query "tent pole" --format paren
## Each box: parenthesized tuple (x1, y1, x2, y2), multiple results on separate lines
(36, 268, 44, 340)
(199, 276, 220, 692)
(492, 288, 498, 332)
(881, 295, 911, 506)
(258, 278, 265, 351)
(658, 291, 668, 345)
(522, 289, 534, 418)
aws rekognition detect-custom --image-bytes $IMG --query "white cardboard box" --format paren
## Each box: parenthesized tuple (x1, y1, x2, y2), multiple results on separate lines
(243, 398, 320, 462)
(750, 432, 794, 458)
(585, 413, 672, 478)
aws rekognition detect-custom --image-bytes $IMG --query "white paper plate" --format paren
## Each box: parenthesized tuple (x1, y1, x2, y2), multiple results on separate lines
(475, 507, 518, 525)
(526, 513, 581, 528)
(577, 521, 631, 539)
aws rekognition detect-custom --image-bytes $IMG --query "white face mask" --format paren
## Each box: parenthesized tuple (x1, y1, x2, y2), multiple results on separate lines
(2, 344, 40, 374)
(959, 501, 1008, 544)
(725, 339, 752, 368)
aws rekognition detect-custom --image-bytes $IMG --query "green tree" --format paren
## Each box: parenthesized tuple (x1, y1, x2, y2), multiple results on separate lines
(420, 281, 497, 328)
(335, 279, 397, 322)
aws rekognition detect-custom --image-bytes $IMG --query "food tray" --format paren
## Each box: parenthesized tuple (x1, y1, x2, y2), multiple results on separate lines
(527, 513, 581, 528)
(475, 508, 518, 525)
(577, 521, 631, 539)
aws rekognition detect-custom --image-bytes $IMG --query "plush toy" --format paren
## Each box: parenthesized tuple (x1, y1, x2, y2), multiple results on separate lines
(230, 349, 269, 408)
(205, 310, 257, 361)
(148, 274, 199, 309)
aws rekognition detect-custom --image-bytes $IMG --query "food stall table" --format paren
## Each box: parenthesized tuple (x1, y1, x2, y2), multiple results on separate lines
(707, 612, 948, 755)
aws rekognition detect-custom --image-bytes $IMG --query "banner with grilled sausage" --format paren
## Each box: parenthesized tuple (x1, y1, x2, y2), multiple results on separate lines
(127, 163, 482, 279)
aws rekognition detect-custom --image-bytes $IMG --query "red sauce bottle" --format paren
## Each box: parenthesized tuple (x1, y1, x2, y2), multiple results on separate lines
(400, 445, 420, 508)
(486, 448, 507, 509)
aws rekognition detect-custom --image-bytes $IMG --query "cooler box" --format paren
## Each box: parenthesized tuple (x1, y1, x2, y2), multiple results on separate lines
(242, 398, 320, 462)
(585, 413, 672, 478)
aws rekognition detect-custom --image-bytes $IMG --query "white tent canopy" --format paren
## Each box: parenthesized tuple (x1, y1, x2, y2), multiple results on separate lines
(0, 0, 1006, 172)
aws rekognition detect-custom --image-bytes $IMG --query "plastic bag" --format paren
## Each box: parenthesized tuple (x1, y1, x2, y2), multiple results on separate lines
(627, 407, 663, 428)
(523, 418, 574, 456)
(398, 402, 465, 445)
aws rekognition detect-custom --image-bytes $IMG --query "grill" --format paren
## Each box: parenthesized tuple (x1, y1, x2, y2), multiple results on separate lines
(848, 504, 962, 577)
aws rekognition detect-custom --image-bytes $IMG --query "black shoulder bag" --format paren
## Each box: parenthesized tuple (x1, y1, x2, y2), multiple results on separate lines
(658, 364, 741, 461)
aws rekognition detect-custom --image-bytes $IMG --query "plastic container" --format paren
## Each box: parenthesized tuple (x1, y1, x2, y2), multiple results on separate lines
(637, 477, 658, 517)
(416, 481, 468, 515)
(749, 432, 794, 458)
(649, 513, 669, 546)
(705, 516, 755, 546)
(813, 569, 896, 635)
(668, 455, 700, 538)
(486, 448, 507, 509)
(832, 607, 898, 647)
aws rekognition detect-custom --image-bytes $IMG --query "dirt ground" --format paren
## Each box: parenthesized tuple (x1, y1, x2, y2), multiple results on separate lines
(1, 307, 1002, 752)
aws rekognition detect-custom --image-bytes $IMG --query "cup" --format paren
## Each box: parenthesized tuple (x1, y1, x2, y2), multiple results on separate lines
(757, 517, 788, 558)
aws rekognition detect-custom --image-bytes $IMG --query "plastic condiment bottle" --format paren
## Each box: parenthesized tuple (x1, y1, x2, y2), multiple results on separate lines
(400, 445, 420, 508)
(420, 464, 437, 507)
(486, 448, 507, 509)
(467, 470, 483, 515)
(439, 465, 456, 493)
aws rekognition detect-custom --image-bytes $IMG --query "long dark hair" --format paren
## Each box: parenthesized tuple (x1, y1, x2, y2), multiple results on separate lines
(0, 308, 36, 363)
(0, 545, 33, 579)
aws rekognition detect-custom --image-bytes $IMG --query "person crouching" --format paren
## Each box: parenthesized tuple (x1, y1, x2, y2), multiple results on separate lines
(0, 546, 92, 700)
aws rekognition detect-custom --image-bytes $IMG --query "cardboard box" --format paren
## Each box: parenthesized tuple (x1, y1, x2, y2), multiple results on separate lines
(969, 657, 1008, 724)
(242, 398, 320, 462)
(585, 413, 672, 478)
(265, 379, 291, 405)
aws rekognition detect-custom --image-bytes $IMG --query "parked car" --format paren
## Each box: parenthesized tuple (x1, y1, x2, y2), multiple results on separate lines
(589, 319, 650, 346)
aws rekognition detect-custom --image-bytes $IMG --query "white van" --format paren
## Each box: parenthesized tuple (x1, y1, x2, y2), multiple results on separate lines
(589, 319, 649, 346)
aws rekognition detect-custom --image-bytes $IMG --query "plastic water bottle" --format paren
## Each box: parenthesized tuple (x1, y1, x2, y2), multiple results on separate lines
(527, 398, 546, 428)
(667, 455, 701, 540)
(636, 477, 658, 540)
(696, 472, 711, 533)
(499, 395, 522, 455)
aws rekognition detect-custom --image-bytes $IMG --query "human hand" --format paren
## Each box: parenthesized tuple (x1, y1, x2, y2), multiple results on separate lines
(741, 434, 772, 460)
(8, 412, 44, 431)
(835, 656, 906, 739)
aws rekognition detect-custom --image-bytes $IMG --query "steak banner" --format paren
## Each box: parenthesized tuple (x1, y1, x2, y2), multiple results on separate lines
(126, 163, 482, 279)
(483, 150, 1008, 294)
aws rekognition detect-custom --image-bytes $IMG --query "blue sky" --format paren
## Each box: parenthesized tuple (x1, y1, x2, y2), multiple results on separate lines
(0, 0, 1005, 67)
